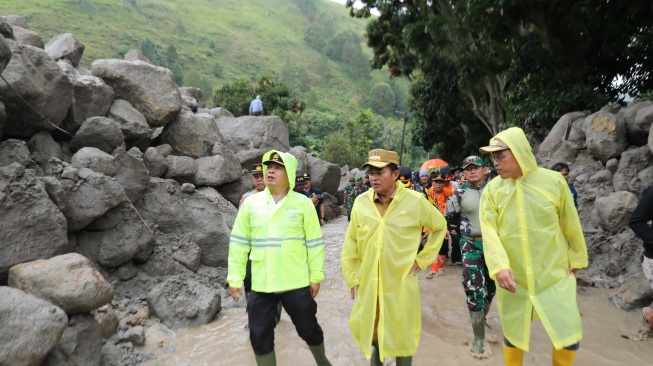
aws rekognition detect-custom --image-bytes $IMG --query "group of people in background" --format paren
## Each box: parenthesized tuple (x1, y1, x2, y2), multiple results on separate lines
(226, 126, 598, 366)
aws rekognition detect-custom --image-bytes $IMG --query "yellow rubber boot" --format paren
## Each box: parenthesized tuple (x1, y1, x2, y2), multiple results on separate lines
(503, 344, 524, 366)
(552, 347, 576, 366)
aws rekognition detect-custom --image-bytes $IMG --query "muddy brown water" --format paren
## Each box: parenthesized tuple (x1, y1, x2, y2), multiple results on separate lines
(142, 216, 650, 365)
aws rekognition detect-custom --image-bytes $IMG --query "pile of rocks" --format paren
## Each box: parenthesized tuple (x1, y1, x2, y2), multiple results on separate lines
(0, 15, 339, 366)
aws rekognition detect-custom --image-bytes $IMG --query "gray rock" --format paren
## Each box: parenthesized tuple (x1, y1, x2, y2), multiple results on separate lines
(12, 26, 43, 48)
(181, 96, 198, 112)
(612, 145, 653, 194)
(215, 115, 290, 166)
(194, 144, 242, 187)
(204, 107, 234, 119)
(61, 165, 79, 181)
(71, 147, 117, 176)
(122, 325, 145, 347)
(85, 202, 124, 232)
(0, 138, 31, 167)
(3, 15, 30, 29)
(91, 59, 182, 128)
(8, 253, 115, 314)
(143, 147, 168, 177)
(593, 191, 639, 234)
(605, 158, 619, 174)
(135, 179, 237, 267)
(173, 237, 201, 272)
(0, 101, 5, 140)
(0, 287, 68, 366)
(28, 131, 66, 165)
(117, 262, 138, 281)
(0, 39, 73, 138)
(619, 99, 653, 146)
(138, 235, 189, 277)
(112, 148, 149, 202)
(537, 112, 586, 165)
(42, 314, 102, 366)
(217, 174, 249, 206)
(123, 49, 151, 63)
(93, 305, 119, 339)
(107, 99, 149, 147)
(39, 176, 67, 211)
(649, 121, 653, 156)
(128, 146, 143, 159)
(164, 155, 197, 183)
(147, 275, 221, 330)
(0, 31, 11, 76)
(180, 182, 196, 193)
(45, 33, 85, 67)
(77, 203, 154, 267)
(180, 87, 205, 108)
(0, 17, 15, 39)
(58, 60, 114, 136)
(609, 273, 653, 311)
(69, 117, 124, 154)
(0, 164, 68, 280)
(62, 167, 127, 231)
(161, 110, 224, 158)
(306, 153, 341, 196)
(583, 111, 627, 163)
(155, 144, 173, 157)
(588, 170, 612, 184)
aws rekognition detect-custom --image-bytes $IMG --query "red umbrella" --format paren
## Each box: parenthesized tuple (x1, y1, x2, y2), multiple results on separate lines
(420, 158, 448, 171)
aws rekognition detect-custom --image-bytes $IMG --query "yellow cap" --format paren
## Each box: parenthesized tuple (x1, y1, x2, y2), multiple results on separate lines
(479, 139, 509, 154)
(362, 149, 399, 169)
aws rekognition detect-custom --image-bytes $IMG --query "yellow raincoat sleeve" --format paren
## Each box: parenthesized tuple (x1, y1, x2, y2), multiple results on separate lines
(341, 203, 361, 289)
(558, 180, 588, 269)
(226, 199, 252, 288)
(479, 186, 512, 279)
(304, 198, 326, 284)
(415, 200, 447, 270)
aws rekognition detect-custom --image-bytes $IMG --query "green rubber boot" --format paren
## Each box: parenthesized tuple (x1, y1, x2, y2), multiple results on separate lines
(370, 340, 382, 366)
(395, 356, 412, 366)
(470, 311, 485, 354)
(254, 351, 276, 366)
(484, 300, 493, 329)
(308, 342, 332, 366)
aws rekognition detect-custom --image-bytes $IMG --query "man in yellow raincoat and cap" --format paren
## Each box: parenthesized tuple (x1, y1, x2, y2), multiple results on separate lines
(341, 149, 447, 366)
(478, 127, 588, 366)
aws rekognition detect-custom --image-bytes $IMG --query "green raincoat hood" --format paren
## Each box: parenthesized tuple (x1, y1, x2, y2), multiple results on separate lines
(261, 149, 298, 190)
(489, 127, 538, 178)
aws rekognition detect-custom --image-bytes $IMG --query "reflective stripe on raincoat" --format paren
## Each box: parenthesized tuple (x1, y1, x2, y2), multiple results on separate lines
(479, 127, 588, 351)
(227, 150, 325, 292)
(341, 181, 446, 359)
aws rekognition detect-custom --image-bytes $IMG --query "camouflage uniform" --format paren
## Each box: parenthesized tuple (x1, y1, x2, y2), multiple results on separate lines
(344, 183, 356, 218)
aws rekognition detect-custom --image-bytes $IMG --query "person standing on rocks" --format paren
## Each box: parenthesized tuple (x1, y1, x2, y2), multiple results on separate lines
(444, 155, 495, 357)
(628, 186, 653, 328)
(249, 95, 263, 116)
(478, 127, 588, 366)
(228, 150, 331, 366)
(341, 149, 447, 366)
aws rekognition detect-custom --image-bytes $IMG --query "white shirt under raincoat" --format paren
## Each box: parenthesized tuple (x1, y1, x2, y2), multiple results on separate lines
(342, 180, 446, 359)
(227, 150, 325, 293)
(479, 127, 588, 351)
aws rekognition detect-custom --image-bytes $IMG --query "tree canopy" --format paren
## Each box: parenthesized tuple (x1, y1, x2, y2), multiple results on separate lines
(346, 0, 653, 158)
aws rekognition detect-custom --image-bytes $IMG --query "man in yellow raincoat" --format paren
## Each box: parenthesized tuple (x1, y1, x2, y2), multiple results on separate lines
(478, 127, 588, 366)
(341, 149, 447, 366)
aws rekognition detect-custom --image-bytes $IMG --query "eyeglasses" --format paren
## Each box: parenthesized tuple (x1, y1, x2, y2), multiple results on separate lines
(491, 152, 512, 162)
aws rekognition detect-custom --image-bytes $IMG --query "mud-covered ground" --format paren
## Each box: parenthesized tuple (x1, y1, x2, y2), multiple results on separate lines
(141, 215, 651, 366)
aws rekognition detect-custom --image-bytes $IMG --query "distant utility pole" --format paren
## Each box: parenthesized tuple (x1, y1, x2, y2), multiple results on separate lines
(395, 111, 411, 166)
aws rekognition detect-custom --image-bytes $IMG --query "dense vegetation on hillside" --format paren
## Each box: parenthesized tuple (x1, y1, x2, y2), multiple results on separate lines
(1, 0, 434, 168)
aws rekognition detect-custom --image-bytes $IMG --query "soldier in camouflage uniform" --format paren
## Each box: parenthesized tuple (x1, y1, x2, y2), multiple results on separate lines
(444, 155, 496, 357)
(344, 177, 356, 221)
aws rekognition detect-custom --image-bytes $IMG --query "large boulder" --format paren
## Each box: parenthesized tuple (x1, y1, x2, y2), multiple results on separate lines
(0, 17, 14, 39)
(0, 39, 73, 138)
(612, 145, 653, 194)
(44, 33, 85, 67)
(3, 15, 30, 29)
(194, 142, 242, 187)
(0, 32, 11, 74)
(0, 101, 5, 140)
(0, 138, 31, 167)
(57, 60, 114, 136)
(217, 173, 250, 206)
(618, 99, 653, 146)
(291, 147, 341, 195)
(180, 87, 205, 108)
(11, 26, 43, 48)
(147, 275, 221, 330)
(592, 191, 639, 234)
(0, 164, 69, 281)
(77, 203, 154, 268)
(214, 115, 290, 167)
(536, 112, 586, 166)
(69, 116, 124, 154)
(164, 155, 197, 183)
(91, 59, 182, 128)
(62, 167, 127, 231)
(583, 111, 627, 163)
(42, 314, 102, 366)
(0, 287, 68, 366)
(200, 107, 234, 120)
(8, 253, 114, 314)
(106, 99, 149, 147)
(143, 147, 168, 177)
(112, 148, 149, 202)
(28, 131, 66, 166)
(135, 179, 237, 266)
(161, 110, 224, 158)
(70, 147, 117, 177)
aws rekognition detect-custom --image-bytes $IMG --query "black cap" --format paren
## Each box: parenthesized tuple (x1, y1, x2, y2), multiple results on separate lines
(295, 174, 306, 185)
(250, 163, 263, 175)
(431, 172, 446, 182)
(262, 152, 284, 166)
(302, 172, 311, 179)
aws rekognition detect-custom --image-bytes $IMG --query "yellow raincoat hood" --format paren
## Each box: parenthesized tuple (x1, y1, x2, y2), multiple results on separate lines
(480, 127, 588, 351)
(262, 149, 297, 190)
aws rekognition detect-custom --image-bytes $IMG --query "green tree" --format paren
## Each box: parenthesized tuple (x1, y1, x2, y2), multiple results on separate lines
(184, 70, 213, 99)
(367, 83, 396, 117)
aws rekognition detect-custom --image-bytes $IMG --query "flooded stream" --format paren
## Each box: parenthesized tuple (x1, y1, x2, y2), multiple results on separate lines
(142, 216, 651, 365)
